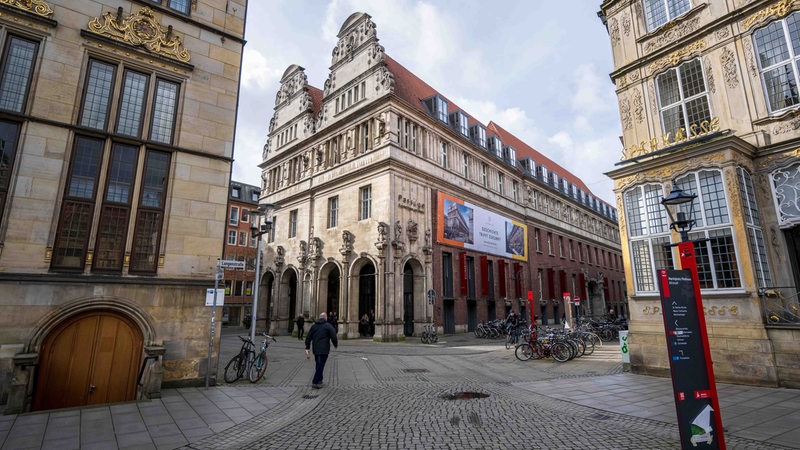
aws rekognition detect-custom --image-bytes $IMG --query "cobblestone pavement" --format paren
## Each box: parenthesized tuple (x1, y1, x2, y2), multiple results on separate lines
(189, 329, 795, 450)
(3, 328, 797, 449)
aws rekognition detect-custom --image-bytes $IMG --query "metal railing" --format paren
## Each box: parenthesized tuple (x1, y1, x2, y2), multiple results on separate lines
(758, 286, 800, 325)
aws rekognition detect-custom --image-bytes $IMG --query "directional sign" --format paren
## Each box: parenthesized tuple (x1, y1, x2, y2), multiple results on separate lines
(218, 259, 245, 269)
(205, 289, 225, 306)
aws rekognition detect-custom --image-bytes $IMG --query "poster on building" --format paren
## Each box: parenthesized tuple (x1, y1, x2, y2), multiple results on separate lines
(436, 192, 528, 261)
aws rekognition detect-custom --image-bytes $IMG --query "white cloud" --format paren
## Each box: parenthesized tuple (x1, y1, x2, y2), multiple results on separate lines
(548, 131, 573, 149)
(570, 63, 615, 116)
(240, 48, 283, 91)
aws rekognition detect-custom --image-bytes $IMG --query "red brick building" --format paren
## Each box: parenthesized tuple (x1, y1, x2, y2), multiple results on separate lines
(223, 181, 260, 326)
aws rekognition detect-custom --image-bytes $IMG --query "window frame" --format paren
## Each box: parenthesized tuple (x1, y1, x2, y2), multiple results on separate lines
(359, 185, 372, 220)
(328, 196, 338, 228)
(643, 0, 691, 32)
(0, 34, 39, 114)
(753, 12, 800, 115)
(655, 57, 711, 137)
(289, 209, 298, 238)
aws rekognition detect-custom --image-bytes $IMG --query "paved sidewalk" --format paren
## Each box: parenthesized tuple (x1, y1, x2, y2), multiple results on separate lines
(1, 331, 799, 449)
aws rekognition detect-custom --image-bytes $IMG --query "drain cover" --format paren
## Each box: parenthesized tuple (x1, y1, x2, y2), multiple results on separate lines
(302, 394, 318, 399)
(589, 413, 610, 420)
(403, 368, 429, 373)
(440, 391, 490, 400)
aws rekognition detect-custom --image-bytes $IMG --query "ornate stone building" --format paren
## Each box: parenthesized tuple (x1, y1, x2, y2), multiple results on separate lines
(600, 0, 800, 386)
(259, 12, 624, 341)
(0, 0, 246, 412)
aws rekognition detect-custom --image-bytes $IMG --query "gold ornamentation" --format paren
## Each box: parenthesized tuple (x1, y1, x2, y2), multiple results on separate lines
(158, 254, 165, 267)
(0, 0, 53, 17)
(758, 148, 800, 168)
(85, 250, 93, 266)
(742, 0, 797, 30)
(643, 305, 661, 315)
(703, 305, 739, 316)
(648, 40, 706, 73)
(87, 7, 190, 63)
(43, 247, 52, 263)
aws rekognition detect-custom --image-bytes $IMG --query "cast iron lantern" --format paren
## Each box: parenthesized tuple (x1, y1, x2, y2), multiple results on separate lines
(660, 181, 697, 242)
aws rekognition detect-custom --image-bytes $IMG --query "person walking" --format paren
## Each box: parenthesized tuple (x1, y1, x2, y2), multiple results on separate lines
(296, 314, 305, 340)
(305, 312, 338, 389)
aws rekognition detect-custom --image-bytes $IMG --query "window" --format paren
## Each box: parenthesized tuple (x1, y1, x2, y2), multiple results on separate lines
(239, 231, 247, 246)
(498, 172, 504, 195)
(534, 228, 541, 252)
(241, 209, 249, 223)
(251, 191, 258, 202)
(656, 58, 710, 137)
(442, 252, 453, 298)
(470, 125, 486, 148)
(129, 151, 170, 272)
(289, 209, 298, 238)
(224, 280, 232, 295)
(644, 0, 691, 32)
(79, 58, 180, 144)
(229, 206, 239, 225)
(440, 142, 448, 168)
(93, 143, 138, 271)
(328, 197, 338, 228)
(234, 280, 243, 297)
(512, 181, 519, 202)
(245, 280, 253, 296)
(481, 164, 487, 187)
(0, 35, 38, 113)
(569, 239, 575, 260)
(268, 215, 276, 243)
(423, 95, 448, 123)
(462, 153, 469, 178)
(753, 12, 800, 113)
(0, 121, 21, 223)
(558, 236, 564, 257)
(450, 111, 468, 136)
(152, 0, 190, 14)
(359, 185, 371, 220)
(250, 234, 257, 248)
(231, 186, 240, 198)
(547, 232, 553, 255)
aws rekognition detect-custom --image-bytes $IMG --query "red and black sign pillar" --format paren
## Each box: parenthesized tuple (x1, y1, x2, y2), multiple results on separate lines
(658, 241, 725, 449)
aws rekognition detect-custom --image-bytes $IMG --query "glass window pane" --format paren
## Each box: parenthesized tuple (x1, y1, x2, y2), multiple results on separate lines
(667, 0, 691, 20)
(150, 79, 179, 143)
(787, 12, 800, 55)
(130, 210, 162, 272)
(652, 236, 675, 271)
(644, 0, 668, 31)
(738, 168, 761, 225)
(67, 137, 104, 199)
(708, 228, 740, 288)
(168, 0, 190, 13)
(661, 105, 685, 137)
(141, 151, 170, 208)
(0, 37, 37, 113)
(80, 60, 116, 130)
(631, 240, 655, 292)
(52, 201, 93, 269)
(644, 184, 668, 234)
(679, 59, 706, 98)
(748, 228, 773, 288)
(0, 121, 21, 220)
(763, 64, 799, 110)
(105, 144, 138, 204)
(94, 205, 130, 271)
(116, 71, 148, 137)
(624, 188, 645, 237)
(685, 97, 711, 127)
(675, 175, 703, 228)
(754, 21, 790, 68)
(699, 170, 729, 225)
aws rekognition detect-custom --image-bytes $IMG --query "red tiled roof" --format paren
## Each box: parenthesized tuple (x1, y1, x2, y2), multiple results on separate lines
(308, 85, 323, 116)
(384, 54, 597, 200)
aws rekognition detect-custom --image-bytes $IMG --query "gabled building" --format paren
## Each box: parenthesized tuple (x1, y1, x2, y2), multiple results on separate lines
(600, 0, 800, 386)
(223, 181, 260, 326)
(0, 0, 246, 413)
(259, 12, 624, 340)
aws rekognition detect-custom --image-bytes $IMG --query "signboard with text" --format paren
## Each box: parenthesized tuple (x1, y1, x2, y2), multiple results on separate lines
(658, 269, 719, 449)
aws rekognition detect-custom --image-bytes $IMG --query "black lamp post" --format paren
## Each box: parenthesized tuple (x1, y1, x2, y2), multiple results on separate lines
(660, 181, 697, 242)
(248, 203, 275, 342)
(660, 182, 726, 449)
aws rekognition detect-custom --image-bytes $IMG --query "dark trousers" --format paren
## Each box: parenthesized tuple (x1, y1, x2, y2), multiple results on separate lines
(297, 325, 304, 340)
(312, 354, 329, 385)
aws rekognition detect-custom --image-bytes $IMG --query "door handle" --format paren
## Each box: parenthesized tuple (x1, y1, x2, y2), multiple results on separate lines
(88, 384, 96, 393)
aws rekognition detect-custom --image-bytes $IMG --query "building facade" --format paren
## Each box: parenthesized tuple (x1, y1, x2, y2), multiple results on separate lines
(259, 12, 624, 341)
(0, 0, 246, 413)
(600, 0, 800, 386)
(222, 181, 259, 326)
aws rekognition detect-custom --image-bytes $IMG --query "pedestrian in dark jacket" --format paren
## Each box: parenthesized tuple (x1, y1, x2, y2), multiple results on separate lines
(296, 315, 305, 340)
(305, 312, 338, 388)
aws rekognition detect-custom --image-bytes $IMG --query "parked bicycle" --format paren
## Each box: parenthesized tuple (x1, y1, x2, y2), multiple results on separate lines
(421, 323, 438, 344)
(224, 332, 275, 383)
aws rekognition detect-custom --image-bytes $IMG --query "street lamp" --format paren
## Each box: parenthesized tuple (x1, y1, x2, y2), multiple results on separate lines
(249, 203, 275, 343)
(660, 181, 697, 242)
(660, 182, 726, 449)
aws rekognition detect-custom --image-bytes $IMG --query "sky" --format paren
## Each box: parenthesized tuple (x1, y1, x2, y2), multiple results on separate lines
(232, 1, 622, 206)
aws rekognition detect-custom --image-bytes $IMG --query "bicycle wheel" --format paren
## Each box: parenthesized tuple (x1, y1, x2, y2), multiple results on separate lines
(550, 342, 571, 363)
(249, 352, 268, 383)
(224, 355, 243, 383)
(515, 343, 533, 361)
(432, 333, 438, 343)
(505, 333, 514, 350)
(581, 335, 596, 356)
(421, 332, 430, 344)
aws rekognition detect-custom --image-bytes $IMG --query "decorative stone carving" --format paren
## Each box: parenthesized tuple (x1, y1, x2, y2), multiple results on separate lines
(309, 237, 323, 261)
(262, 142, 269, 160)
(619, 96, 632, 130)
(87, 6, 190, 63)
(275, 246, 285, 267)
(368, 43, 385, 65)
(632, 88, 644, 124)
(629, 70, 640, 83)
(609, 18, 620, 46)
(704, 56, 716, 94)
(392, 220, 405, 253)
(269, 116, 277, 133)
(648, 39, 706, 74)
(644, 17, 701, 54)
(743, 39, 758, 79)
(407, 220, 418, 243)
(340, 230, 355, 257)
(323, 73, 335, 97)
(374, 66, 395, 94)
(721, 47, 739, 89)
(423, 229, 433, 255)
(648, 81, 659, 123)
(622, 13, 631, 37)
(714, 27, 730, 41)
(742, 0, 796, 30)
(772, 117, 800, 135)
(275, 69, 308, 106)
(375, 222, 389, 251)
(297, 240, 308, 266)
(331, 13, 377, 66)
(770, 160, 800, 227)
(1, 0, 53, 17)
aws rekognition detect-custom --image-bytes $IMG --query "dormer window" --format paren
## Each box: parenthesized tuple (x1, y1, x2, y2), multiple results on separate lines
(469, 124, 487, 148)
(502, 146, 516, 167)
(487, 136, 502, 158)
(536, 165, 545, 180)
(644, 0, 690, 32)
(231, 186, 240, 198)
(520, 158, 535, 175)
(449, 111, 468, 136)
(423, 95, 448, 123)
(547, 171, 555, 186)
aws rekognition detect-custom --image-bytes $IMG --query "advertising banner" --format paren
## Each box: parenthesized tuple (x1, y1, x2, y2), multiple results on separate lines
(436, 192, 528, 261)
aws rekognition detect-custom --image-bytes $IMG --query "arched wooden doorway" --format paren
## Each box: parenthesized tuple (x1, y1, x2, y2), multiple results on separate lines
(403, 264, 414, 336)
(33, 311, 142, 411)
(286, 270, 298, 334)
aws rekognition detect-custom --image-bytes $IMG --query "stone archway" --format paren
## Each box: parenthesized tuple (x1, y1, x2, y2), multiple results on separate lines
(402, 258, 425, 337)
(349, 258, 376, 337)
(276, 268, 299, 335)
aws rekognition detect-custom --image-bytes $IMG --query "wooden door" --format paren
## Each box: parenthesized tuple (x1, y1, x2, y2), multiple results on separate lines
(33, 311, 142, 411)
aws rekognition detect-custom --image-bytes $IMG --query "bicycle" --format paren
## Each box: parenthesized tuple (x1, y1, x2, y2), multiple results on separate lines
(224, 335, 256, 383)
(421, 323, 438, 344)
(249, 332, 276, 383)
